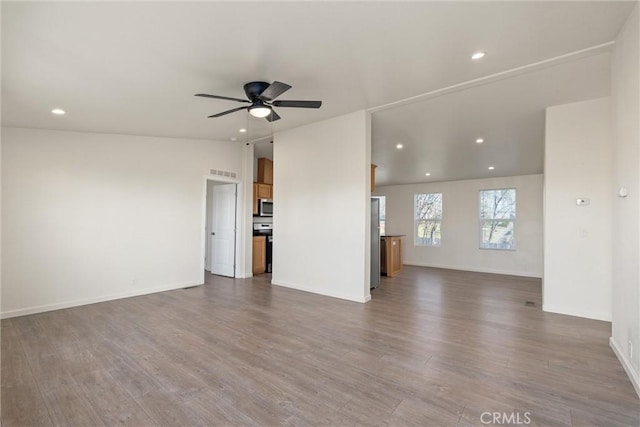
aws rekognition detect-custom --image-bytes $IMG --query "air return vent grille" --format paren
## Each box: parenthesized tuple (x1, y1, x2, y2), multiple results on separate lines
(210, 169, 237, 178)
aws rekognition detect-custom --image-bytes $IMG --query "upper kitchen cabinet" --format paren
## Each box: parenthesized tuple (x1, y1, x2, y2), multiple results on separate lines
(255, 183, 273, 199)
(371, 164, 377, 192)
(258, 158, 273, 184)
(253, 183, 272, 215)
(253, 157, 273, 215)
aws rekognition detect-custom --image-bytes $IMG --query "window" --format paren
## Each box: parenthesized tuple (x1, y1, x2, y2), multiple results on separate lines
(414, 193, 442, 246)
(479, 188, 516, 250)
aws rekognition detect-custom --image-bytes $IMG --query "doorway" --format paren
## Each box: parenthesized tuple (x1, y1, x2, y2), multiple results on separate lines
(204, 179, 238, 278)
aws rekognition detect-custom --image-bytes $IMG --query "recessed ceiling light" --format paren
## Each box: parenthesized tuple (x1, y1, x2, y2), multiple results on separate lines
(425, 173, 431, 176)
(396, 144, 403, 149)
(476, 138, 484, 144)
(488, 166, 495, 170)
(51, 108, 66, 115)
(471, 51, 486, 60)
(239, 128, 247, 133)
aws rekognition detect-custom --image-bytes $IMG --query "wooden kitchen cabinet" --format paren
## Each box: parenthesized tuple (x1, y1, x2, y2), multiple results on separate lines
(253, 183, 273, 216)
(253, 158, 273, 216)
(256, 183, 273, 199)
(257, 158, 273, 184)
(252, 235, 266, 274)
(371, 164, 377, 192)
(381, 235, 403, 277)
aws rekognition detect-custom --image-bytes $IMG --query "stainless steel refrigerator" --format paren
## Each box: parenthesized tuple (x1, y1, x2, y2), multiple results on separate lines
(371, 198, 381, 289)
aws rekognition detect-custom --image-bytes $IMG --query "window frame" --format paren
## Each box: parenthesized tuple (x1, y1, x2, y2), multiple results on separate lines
(478, 188, 516, 251)
(414, 192, 443, 247)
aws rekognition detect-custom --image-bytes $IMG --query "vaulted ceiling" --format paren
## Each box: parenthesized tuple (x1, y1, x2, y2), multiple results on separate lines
(2, 1, 635, 183)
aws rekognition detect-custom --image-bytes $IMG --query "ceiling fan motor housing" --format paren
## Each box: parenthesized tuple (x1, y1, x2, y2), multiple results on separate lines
(244, 81, 270, 101)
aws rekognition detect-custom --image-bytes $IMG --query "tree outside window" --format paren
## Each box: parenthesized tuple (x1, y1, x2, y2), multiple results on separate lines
(414, 193, 442, 246)
(479, 188, 516, 250)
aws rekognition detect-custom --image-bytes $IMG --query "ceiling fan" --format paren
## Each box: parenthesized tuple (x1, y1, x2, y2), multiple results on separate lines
(195, 81, 322, 122)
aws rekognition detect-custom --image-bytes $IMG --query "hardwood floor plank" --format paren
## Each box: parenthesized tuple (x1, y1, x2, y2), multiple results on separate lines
(181, 388, 261, 426)
(388, 395, 463, 426)
(41, 383, 105, 426)
(1, 321, 34, 388)
(1, 384, 53, 427)
(134, 390, 212, 426)
(8, 316, 59, 359)
(2, 266, 638, 426)
(105, 348, 165, 399)
(570, 407, 639, 427)
(72, 369, 156, 426)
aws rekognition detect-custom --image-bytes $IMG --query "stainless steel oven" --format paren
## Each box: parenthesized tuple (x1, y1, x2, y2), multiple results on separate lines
(253, 222, 273, 273)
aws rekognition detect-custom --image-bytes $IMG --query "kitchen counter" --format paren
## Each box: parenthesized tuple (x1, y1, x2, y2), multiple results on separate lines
(380, 235, 404, 277)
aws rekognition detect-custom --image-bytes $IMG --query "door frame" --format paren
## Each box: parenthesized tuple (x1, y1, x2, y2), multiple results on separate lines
(200, 175, 244, 282)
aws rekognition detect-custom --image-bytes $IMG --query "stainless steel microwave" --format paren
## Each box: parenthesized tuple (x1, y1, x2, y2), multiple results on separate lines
(259, 199, 273, 217)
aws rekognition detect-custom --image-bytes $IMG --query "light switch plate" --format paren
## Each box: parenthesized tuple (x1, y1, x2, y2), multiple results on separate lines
(576, 198, 590, 206)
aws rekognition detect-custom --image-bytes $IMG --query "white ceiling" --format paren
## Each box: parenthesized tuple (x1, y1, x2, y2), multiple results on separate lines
(254, 141, 274, 160)
(372, 50, 612, 185)
(2, 1, 635, 182)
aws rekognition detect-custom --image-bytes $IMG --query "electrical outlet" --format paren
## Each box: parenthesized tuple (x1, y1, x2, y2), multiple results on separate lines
(629, 340, 633, 359)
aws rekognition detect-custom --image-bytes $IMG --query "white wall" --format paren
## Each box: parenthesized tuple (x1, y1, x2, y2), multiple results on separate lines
(610, 3, 640, 395)
(374, 174, 543, 278)
(240, 143, 255, 279)
(544, 97, 612, 321)
(273, 111, 371, 303)
(1, 127, 244, 318)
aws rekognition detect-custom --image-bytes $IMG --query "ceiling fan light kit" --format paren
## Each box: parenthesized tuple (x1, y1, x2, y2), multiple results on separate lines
(196, 80, 322, 122)
(248, 101, 272, 118)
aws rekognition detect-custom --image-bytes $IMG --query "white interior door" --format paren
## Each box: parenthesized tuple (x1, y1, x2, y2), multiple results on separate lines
(211, 183, 237, 277)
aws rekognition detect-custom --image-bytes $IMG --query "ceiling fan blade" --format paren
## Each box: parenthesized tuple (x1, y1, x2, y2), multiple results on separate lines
(195, 93, 250, 103)
(208, 106, 249, 118)
(271, 100, 322, 109)
(258, 81, 292, 101)
(265, 110, 281, 122)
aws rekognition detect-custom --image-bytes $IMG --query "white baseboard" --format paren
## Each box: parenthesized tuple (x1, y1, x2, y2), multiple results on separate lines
(610, 337, 640, 398)
(271, 280, 369, 304)
(1, 280, 202, 319)
(404, 261, 542, 278)
(542, 304, 611, 322)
